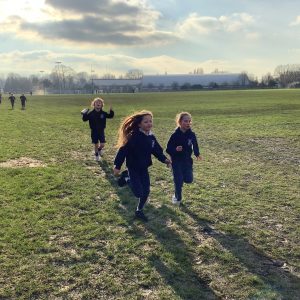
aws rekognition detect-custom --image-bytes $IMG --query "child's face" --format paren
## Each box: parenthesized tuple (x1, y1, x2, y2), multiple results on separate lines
(179, 115, 192, 131)
(139, 115, 153, 132)
(94, 100, 103, 110)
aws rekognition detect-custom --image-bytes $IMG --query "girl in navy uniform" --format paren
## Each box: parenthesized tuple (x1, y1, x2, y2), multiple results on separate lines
(82, 97, 114, 161)
(20, 94, 27, 110)
(113, 110, 171, 221)
(166, 112, 202, 205)
(9, 93, 15, 109)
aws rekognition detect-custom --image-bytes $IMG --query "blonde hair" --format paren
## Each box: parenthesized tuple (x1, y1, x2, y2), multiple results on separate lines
(116, 110, 153, 147)
(91, 97, 104, 107)
(176, 112, 192, 126)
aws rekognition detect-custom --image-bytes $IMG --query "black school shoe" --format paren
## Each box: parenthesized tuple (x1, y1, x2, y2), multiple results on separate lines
(117, 170, 129, 187)
(135, 210, 148, 222)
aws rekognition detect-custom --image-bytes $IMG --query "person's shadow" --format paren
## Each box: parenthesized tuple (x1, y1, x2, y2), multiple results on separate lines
(180, 205, 300, 300)
(98, 159, 218, 299)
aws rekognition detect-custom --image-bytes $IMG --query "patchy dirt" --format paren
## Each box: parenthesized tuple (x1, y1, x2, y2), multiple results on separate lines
(249, 137, 300, 166)
(0, 157, 47, 168)
(69, 150, 90, 161)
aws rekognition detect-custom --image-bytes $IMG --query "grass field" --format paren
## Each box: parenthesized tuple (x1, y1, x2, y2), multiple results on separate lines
(0, 90, 299, 299)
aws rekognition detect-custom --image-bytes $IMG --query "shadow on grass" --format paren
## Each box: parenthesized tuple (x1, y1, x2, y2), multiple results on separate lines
(98, 159, 218, 300)
(181, 205, 300, 300)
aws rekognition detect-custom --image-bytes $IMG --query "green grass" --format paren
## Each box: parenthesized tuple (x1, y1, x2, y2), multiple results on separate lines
(0, 90, 299, 299)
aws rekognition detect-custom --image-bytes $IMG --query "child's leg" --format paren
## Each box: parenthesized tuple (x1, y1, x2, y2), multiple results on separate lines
(128, 168, 150, 210)
(183, 162, 193, 184)
(98, 130, 106, 155)
(172, 162, 184, 201)
(137, 170, 150, 210)
(98, 142, 105, 155)
(94, 143, 99, 154)
(91, 131, 100, 158)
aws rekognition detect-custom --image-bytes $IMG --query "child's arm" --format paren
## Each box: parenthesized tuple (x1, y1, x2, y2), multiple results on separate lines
(152, 138, 171, 166)
(192, 133, 202, 160)
(113, 145, 128, 174)
(81, 109, 90, 121)
(106, 107, 114, 119)
(166, 134, 178, 157)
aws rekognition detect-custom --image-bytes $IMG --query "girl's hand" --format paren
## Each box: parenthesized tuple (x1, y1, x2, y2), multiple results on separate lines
(165, 158, 172, 168)
(196, 155, 203, 161)
(113, 168, 121, 176)
(176, 146, 183, 152)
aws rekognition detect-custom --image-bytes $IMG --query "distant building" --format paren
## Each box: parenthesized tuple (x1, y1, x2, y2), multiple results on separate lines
(142, 73, 249, 90)
(92, 73, 249, 93)
(92, 79, 142, 93)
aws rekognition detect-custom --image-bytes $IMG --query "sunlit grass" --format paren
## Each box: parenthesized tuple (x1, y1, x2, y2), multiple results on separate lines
(0, 90, 299, 299)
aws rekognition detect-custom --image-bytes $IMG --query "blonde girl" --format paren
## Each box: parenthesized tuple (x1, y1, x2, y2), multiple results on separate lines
(166, 112, 202, 205)
(82, 97, 114, 160)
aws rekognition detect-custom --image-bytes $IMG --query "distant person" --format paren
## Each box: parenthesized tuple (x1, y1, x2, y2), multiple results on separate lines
(20, 94, 27, 110)
(113, 110, 171, 222)
(30, 91, 32, 96)
(166, 112, 203, 206)
(8, 93, 15, 109)
(81, 97, 114, 161)
(0, 93, 2, 104)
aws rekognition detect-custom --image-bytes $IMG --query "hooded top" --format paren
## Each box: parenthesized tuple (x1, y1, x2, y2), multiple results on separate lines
(166, 127, 200, 163)
(114, 129, 167, 170)
(82, 109, 114, 132)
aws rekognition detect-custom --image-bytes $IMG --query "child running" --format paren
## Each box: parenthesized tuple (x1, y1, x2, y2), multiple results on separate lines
(8, 93, 15, 109)
(113, 110, 171, 222)
(166, 112, 202, 205)
(20, 94, 27, 110)
(82, 97, 114, 161)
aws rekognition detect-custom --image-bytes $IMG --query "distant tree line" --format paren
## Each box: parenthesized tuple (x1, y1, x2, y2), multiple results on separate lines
(1, 64, 300, 93)
(250, 64, 300, 88)
(0, 66, 144, 94)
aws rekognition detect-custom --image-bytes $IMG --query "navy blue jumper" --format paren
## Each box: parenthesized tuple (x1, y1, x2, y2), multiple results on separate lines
(20, 95, 27, 109)
(9, 95, 15, 109)
(114, 129, 168, 210)
(166, 127, 200, 201)
(82, 109, 114, 143)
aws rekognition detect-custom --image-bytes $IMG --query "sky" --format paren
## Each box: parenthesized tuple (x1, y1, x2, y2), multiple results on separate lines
(0, 0, 299, 79)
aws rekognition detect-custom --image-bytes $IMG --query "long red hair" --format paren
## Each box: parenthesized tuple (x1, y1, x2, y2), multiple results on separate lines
(116, 110, 153, 147)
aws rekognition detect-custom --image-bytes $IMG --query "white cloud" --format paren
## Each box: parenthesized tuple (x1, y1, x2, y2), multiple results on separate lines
(177, 12, 256, 37)
(288, 48, 300, 53)
(290, 16, 300, 26)
(0, 0, 46, 22)
(177, 13, 220, 35)
(0, 50, 271, 78)
(220, 13, 255, 32)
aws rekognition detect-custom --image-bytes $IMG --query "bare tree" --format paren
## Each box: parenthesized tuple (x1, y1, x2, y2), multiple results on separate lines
(102, 73, 116, 79)
(0, 76, 5, 91)
(4, 73, 33, 93)
(211, 68, 226, 74)
(238, 72, 249, 86)
(261, 73, 277, 87)
(51, 64, 76, 91)
(125, 69, 143, 79)
(193, 68, 204, 74)
(274, 64, 300, 87)
(76, 72, 89, 88)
